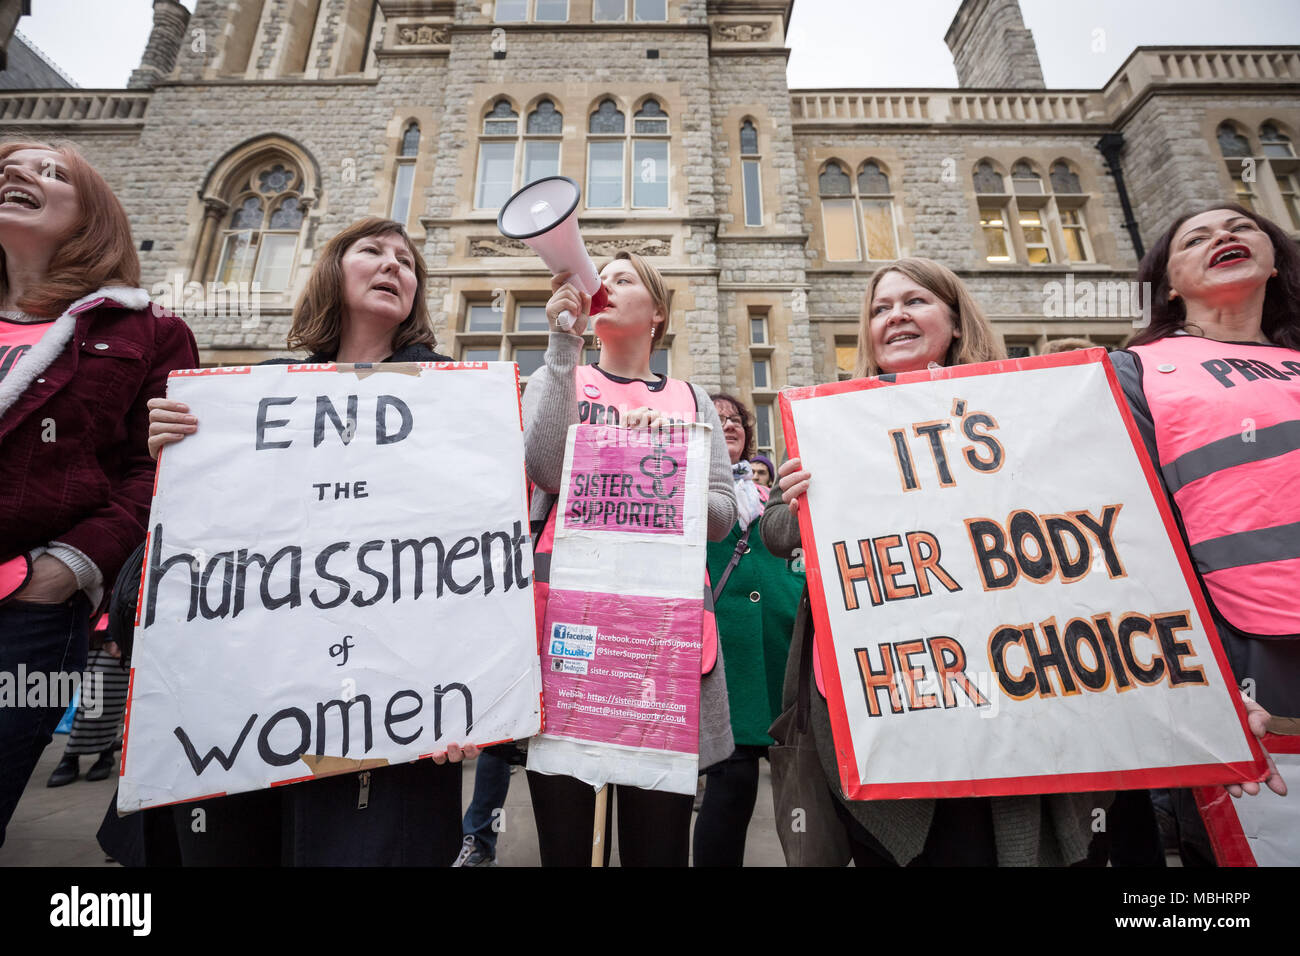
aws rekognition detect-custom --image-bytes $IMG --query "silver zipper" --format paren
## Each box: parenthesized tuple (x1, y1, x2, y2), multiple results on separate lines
(357, 771, 371, 810)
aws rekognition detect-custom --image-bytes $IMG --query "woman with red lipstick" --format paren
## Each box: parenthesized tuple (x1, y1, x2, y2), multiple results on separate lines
(145, 218, 476, 866)
(523, 250, 737, 866)
(1113, 204, 1296, 865)
(762, 258, 1113, 867)
(0, 141, 198, 848)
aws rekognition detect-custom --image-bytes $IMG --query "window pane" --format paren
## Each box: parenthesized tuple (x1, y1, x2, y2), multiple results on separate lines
(217, 231, 257, 284)
(589, 99, 625, 134)
(753, 359, 769, 389)
(1050, 162, 1082, 194)
(536, 0, 568, 20)
(230, 196, 263, 229)
(524, 140, 560, 184)
(467, 305, 503, 332)
(495, 0, 527, 20)
(1021, 213, 1052, 263)
(749, 316, 766, 344)
(857, 161, 889, 195)
(835, 345, 857, 377)
(475, 142, 516, 209)
(633, 140, 668, 208)
(484, 101, 518, 135)
(822, 198, 859, 260)
(390, 162, 415, 222)
(980, 208, 1010, 261)
(1007, 345, 1032, 359)
(527, 100, 563, 134)
(861, 199, 897, 259)
(258, 164, 296, 194)
(401, 124, 420, 156)
(516, 305, 549, 330)
(463, 347, 500, 362)
(1217, 123, 1251, 157)
(633, 101, 668, 134)
(269, 197, 303, 229)
(514, 348, 545, 377)
(649, 348, 668, 376)
(593, 0, 625, 20)
(755, 405, 772, 450)
(587, 141, 624, 207)
(742, 159, 762, 227)
(586, 348, 601, 365)
(634, 0, 666, 19)
(973, 161, 1004, 194)
(1063, 227, 1087, 262)
(739, 120, 758, 155)
(819, 163, 851, 196)
(254, 232, 297, 292)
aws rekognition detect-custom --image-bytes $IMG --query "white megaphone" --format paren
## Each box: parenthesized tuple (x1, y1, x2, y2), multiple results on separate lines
(497, 176, 608, 331)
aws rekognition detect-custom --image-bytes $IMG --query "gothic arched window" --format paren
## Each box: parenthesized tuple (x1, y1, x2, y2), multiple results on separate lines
(216, 158, 305, 291)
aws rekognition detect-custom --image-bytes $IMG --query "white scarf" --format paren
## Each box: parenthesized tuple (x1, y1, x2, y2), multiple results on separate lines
(732, 459, 764, 530)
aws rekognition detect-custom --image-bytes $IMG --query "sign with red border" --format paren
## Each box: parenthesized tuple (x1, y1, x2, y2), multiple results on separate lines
(779, 350, 1266, 800)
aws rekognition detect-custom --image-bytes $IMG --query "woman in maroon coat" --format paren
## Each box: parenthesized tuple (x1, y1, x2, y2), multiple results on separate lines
(0, 141, 198, 847)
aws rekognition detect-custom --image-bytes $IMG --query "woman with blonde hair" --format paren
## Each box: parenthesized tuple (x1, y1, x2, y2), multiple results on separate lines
(764, 257, 1106, 866)
(524, 250, 737, 866)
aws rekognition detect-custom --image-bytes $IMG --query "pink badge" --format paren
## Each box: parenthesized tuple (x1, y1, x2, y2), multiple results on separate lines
(583, 384, 601, 399)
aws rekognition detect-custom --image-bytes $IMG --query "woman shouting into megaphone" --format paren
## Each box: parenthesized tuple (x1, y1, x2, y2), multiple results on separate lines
(522, 251, 737, 866)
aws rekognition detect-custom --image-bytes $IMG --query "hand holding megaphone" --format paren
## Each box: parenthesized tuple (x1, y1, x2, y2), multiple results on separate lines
(546, 272, 594, 336)
(497, 176, 608, 333)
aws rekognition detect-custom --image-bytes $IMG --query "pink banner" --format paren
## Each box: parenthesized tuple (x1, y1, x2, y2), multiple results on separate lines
(541, 588, 702, 754)
(561, 425, 688, 535)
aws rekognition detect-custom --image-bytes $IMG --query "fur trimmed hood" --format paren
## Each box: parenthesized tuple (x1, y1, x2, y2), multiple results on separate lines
(0, 286, 151, 420)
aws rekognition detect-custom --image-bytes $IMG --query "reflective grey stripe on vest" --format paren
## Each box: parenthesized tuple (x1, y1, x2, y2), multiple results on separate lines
(1163, 420, 1300, 495)
(1192, 520, 1300, 574)
(702, 580, 714, 614)
(533, 550, 550, 584)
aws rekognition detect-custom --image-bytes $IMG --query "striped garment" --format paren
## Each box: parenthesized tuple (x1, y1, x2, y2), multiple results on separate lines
(65, 649, 129, 756)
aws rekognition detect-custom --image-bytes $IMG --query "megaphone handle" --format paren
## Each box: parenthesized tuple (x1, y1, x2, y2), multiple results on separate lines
(556, 310, 577, 331)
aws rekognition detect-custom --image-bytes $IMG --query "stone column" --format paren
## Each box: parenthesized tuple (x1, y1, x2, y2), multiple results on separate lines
(128, 0, 192, 89)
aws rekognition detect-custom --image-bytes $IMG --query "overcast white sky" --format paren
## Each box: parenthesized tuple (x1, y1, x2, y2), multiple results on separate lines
(14, 0, 1300, 90)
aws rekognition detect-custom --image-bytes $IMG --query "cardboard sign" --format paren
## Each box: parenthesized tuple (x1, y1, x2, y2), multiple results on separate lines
(527, 423, 712, 795)
(780, 350, 1266, 800)
(118, 362, 542, 812)
(1197, 734, 1300, 866)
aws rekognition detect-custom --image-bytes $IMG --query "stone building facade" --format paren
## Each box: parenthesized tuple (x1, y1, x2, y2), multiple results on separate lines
(2, 0, 1297, 460)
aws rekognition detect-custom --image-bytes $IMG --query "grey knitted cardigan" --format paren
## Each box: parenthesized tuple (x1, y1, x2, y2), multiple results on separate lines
(760, 482, 1109, 866)
(522, 332, 738, 770)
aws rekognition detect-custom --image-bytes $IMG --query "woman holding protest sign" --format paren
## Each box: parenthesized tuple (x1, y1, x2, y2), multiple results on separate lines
(1113, 204, 1295, 865)
(523, 250, 737, 866)
(146, 217, 476, 867)
(691, 393, 804, 867)
(762, 257, 1107, 867)
(0, 141, 199, 849)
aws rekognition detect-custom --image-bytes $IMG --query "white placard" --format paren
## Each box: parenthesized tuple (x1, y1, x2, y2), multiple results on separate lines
(119, 362, 541, 812)
(782, 352, 1264, 799)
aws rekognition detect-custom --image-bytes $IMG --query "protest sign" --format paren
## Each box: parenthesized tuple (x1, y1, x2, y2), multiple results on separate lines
(527, 422, 712, 795)
(118, 362, 541, 813)
(1197, 734, 1300, 866)
(780, 350, 1266, 800)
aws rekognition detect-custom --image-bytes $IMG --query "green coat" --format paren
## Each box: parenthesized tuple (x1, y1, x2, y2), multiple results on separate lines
(706, 518, 805, 746)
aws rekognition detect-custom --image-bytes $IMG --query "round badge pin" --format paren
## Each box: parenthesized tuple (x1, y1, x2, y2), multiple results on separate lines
(583, 384, 601, 398)
(1157, 363, 1176, 373)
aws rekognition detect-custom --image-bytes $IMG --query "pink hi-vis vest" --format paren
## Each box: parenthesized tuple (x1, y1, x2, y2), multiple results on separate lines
(533, 364, 719, 673)
(1128, 335, 1300, 637)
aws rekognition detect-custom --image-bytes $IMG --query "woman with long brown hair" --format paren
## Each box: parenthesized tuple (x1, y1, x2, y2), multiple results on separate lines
(0, 140, 198, 847)
(146, 217, 476, 866)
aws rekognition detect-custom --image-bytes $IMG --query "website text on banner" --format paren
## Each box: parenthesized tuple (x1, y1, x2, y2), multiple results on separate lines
(118, 362, 542, 812)
(1196, 733, 1300, 866)
(528, 422, 712, 795)
(779, 350, 1267, 801)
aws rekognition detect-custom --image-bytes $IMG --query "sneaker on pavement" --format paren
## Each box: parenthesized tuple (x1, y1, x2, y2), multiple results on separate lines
(452, 835, 496, 867)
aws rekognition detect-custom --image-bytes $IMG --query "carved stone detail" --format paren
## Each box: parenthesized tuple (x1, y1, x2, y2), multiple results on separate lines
(397, 22, 449, 45)
(468, 236, 671, 257)
(714, 22, 771, 43)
